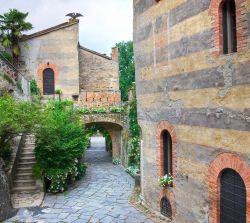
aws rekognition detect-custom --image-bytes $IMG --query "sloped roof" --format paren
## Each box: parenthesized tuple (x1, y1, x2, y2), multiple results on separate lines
(79, 45, 112, 60)
(21, 20, 79, 41)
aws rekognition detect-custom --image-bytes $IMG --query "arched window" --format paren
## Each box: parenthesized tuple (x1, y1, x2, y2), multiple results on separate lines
(222, 0, 237, 54)
(162, 130, 172, 175)
(161, 197, 172, 219)
(43, 68, 55, 95)
(220, 168, 246, 223)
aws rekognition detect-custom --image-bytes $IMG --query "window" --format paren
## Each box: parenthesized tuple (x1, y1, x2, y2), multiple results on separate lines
(222, 0, 237, 54)
(220, 168, 246, 223)
(162, 130, 172, 175)
(161, 197, 172, 219)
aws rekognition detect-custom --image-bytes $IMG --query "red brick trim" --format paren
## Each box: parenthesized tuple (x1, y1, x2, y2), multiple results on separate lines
(160, 189, 177, 219)
(156, 121, 177, 218)
(208, 153, 250, 223)
(156, 121, 177, 181)
(37, 63, 59, 95)
(209, 0, 248, 56)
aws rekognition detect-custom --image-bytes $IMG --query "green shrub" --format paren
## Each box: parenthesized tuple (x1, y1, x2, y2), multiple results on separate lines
(30, 80, 40, 95)
(0, 95, 40, 163)
(125, 166, 139, 177)
(0, 147, 11, 165)
(75, 162, 87, 180)
(77, 107, 90, 114)
(128, 137, 140, 166)
(110, 106, 125, 113)
(112, 159, 121, 165)
(128, 98, 141, 167)
(91, 107, 107, 113)
(1, 51, 13, 63)
(32, 163, 43, 180)
(35, 100, 87, 193)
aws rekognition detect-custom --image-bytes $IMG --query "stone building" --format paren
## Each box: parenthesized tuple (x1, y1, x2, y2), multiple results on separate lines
(17, 18, 124, 162)
(134, 0, 250, 222)
(19, 19, 120, 105)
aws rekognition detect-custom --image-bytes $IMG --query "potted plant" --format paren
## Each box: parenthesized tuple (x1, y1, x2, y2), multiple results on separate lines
(159, 174, 173, 187)
(55, 89, 62, 101)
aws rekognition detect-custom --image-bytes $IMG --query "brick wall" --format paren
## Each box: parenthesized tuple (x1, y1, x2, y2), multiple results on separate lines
(134, 0, 250, 222)
(79, 90, 121, 108)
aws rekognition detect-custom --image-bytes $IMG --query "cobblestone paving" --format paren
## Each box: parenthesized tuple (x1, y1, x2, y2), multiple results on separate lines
(5, 137, 153, 223)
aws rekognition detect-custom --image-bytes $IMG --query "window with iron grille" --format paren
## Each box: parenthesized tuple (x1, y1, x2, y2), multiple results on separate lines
(162, 130, 172, 176)
(222, 0, 237, 54)
(161, 197, 172, 219)
(220, 168, 246, 223)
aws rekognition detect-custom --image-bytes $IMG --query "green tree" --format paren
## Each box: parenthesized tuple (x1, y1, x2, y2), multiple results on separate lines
(34, 100, 87, 193)
(116, 41, 135, 101)
(0, 9, 33, 65)
(0, 95, 40, 163)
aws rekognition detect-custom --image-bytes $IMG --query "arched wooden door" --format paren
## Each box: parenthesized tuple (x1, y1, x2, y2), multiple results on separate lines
(43, 68, 55, 95)
(220, 168, 246, 223)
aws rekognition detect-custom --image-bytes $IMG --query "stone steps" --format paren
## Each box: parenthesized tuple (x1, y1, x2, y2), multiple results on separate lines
(13, 179, 36, 187)
(16, 173, 33, 180)
(12, 186, 38, 193)
(19, 157, 36, 162)
(12, 134, 39, 193)
(18, 161, 36, 168)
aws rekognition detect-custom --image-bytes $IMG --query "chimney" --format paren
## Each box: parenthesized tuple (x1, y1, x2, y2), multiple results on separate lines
(112, 47, 119, 62)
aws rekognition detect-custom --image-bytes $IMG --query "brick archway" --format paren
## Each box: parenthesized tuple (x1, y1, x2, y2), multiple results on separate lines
(84, 121, 123, 160)
(156, 121, 177, 184)
(208, 153, 250, 223)
(156, 121, 177, 218)
(37, 63, 59, 95)
(209, 0, 248, 56)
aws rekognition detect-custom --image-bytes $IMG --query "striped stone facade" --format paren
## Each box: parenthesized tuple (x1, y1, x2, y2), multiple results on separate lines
(133, 0, 250, 222)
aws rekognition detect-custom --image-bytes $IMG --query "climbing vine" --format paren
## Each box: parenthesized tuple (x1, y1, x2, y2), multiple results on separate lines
(127, 85, 140, 173)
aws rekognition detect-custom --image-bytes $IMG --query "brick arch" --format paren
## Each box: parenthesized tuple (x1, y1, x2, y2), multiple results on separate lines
(37, 63, 59, 95)
(209, 0, 248, 56)
(160, 189, 176, 219)
(84, 121, 123, 160)
(156, 121, 177, 218)
(208, 152, 250, 223)
(156, 121, 177, 182)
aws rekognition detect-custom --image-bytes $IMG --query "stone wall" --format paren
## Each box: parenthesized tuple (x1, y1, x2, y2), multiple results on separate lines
(19, 21, 80, 98)
(134, 0, 250, 222)
(79, 46, 119, 92)
(0, 54, 30, 99)
(0, 159, 15, 221)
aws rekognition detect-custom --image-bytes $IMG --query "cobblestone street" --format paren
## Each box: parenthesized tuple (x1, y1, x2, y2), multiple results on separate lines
(5, 137, 153, 223)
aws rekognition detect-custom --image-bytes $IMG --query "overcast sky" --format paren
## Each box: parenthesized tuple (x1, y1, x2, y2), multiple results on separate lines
(0, 0, 133, 55)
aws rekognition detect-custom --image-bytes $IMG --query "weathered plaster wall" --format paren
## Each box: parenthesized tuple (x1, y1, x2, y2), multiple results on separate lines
(134, 0, 250, 222)
(19, 21, 79, 98)
(79, 47, 119, 92)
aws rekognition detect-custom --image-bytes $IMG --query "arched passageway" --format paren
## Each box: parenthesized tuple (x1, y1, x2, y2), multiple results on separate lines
(84, 122, 123, 163)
